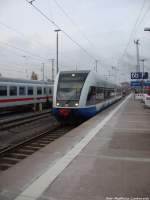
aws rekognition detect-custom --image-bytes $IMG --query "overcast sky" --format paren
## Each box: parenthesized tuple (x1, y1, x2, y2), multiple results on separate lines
(0, 0, 150, 82)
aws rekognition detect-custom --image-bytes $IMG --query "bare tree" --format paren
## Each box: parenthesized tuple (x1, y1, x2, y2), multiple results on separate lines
(31, 71, 38, 80)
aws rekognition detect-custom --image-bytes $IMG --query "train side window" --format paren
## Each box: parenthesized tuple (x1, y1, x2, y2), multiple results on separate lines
(10, 86, 17, 96)
(28, 87, 33, 95)
(37, 87, 42, 95)
(96, 87, 104, 103)
(0, 86, 7, 96)
(19, 86, 26, 95)
(86, 86, 96, 105)
(104, 88, 114, 99)
(49, 88, 52, 94)
(44, 88, 46, 95)
(104, 89, 110, 99)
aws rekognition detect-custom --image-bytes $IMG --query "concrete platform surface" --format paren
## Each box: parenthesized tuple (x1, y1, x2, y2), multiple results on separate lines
(0, 95, 150, 200)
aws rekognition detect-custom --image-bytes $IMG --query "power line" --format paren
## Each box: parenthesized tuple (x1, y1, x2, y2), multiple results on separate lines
(0, 42, 52, 67)
(0, 40, 49, 61)
(0, 21, 26, 38)
(52, 0, 96, 49)
(0, 64, 23, 73)
(119, 0, 147, 63)
(25, 0, 97, 61)
(0, 21, 46, 50)
(0, 21, 56, 63)
(135, 3, 150, 30)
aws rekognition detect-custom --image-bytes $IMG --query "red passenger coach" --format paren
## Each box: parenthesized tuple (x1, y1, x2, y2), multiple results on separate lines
(0, 77, 53, 111)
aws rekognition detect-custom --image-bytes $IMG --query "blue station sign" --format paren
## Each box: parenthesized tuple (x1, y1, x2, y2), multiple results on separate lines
(131, 72, 148, 79)
(131, 81, 141, 87)
(131, 81, 150, 87)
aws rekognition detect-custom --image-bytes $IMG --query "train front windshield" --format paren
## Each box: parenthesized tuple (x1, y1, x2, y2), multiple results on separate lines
(57, 72, 88, 103)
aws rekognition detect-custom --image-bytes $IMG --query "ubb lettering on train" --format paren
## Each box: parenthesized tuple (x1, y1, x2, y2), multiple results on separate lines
(53, 70, 122, 121)
(0, 77, 53, 110)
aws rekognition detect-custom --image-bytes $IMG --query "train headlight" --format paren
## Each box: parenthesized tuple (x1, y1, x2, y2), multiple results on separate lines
(56, 102, 60, 106)
(75, 102, 79, 107)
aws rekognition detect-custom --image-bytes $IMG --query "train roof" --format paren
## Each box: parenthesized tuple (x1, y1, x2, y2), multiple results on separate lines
(0, 77, 53, 85)
(59, 70, 120, 88)
(59, 70, 90, 74)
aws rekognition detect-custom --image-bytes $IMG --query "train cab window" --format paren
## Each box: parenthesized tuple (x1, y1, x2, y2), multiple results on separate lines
(37, 87, 42, 95)
(10, 86, 17, 96)
(57, 72, 88, 102)
(0, 86, 7, 96)
(19, 86, 26, 95)
(28, 87, 33, 95)
(86, 86, 96, 105)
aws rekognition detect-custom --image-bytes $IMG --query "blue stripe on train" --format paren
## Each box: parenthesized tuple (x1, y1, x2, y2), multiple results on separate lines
(52, 106, 97, 119)
(52, 98, 120, 120)
(73, 106, 97, 118)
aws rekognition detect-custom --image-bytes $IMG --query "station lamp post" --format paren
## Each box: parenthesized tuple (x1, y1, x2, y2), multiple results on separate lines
(54, 29, 61, 74)
(140, 59, 145, 74)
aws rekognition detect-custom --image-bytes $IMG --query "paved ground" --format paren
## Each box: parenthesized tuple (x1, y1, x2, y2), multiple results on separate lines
(0, 95, 150, 200)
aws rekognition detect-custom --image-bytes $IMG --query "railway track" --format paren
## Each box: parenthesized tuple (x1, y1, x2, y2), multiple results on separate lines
(0, 111, 51, 131)
(0, 124, 77, 171)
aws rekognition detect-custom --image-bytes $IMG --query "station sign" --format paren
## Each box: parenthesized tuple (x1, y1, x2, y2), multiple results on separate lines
(143, 72, 148, 79)
(131, 80, 150, 87)
(130, 81, 141, 87)
(131, 72, 148, 79)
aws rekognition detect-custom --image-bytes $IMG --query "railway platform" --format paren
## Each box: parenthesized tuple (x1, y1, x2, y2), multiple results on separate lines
(0, 94, 150, 200)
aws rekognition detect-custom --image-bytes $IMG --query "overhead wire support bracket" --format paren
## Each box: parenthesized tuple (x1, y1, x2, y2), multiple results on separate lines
(28, 0, 36, 5)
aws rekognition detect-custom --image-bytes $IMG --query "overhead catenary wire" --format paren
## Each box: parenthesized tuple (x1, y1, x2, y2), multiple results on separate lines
(0, 40, 49, 61)
(52, 0, 96, 49)
(0, 59, 42, 70)
(119, 0, 148, 63)
(135, 3, 150, 30)
(0, 42, 52, 67)
(0, 21, 46, 50)
(25, 0, 97, 61)
(0, 21, 57, 63)
(0, 64, 24, 73)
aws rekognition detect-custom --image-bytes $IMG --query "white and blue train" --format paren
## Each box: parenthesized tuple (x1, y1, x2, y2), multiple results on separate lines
(53, 70, 122, 121)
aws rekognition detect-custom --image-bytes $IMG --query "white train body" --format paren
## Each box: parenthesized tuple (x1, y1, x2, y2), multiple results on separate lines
(0, 77, 53, 109)
(53, 70, 122, 120)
